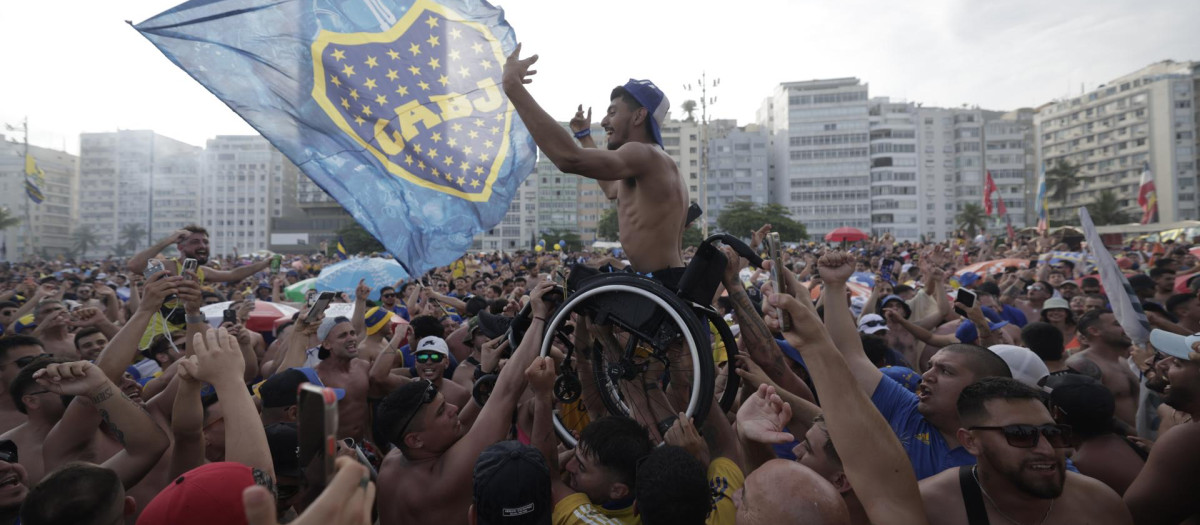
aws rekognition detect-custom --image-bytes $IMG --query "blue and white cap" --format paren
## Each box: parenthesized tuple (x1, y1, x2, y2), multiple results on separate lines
(622, 79, 669, 148)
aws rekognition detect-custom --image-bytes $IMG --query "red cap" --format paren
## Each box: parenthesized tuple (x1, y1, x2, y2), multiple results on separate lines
(137, 462, 262, 525)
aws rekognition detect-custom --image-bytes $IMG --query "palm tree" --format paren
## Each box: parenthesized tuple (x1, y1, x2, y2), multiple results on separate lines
(956, 203, 987, 237)
(1087, 190, 1132, 226)
(681, 100, 697, 122)
(1045, 159, 1079, 205)
(0, 207, 21, 232)
(71, 225, 100, 258)
(120, 223, 148, 253)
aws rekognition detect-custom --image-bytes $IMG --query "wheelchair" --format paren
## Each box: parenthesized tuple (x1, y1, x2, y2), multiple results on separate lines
(505, 234, 766, 447)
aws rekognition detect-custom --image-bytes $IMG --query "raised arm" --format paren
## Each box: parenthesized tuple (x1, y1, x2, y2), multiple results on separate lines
(274, 308, 321, 374)
(765, 291, 929, 525)
(36, 361, 170, 490)
(885, 310, 960, 348)
(369, 325, 410, 397)
(351, 280, 370, 339)
(818, 252, 885, 396)
(127, 230, 187, 274)
(95, 274, 180, 384)
(169, 356, 206, 479)
(191, 328, 275, 483)
(568, 105, 617, 199)
(201, 257, 272, 284)
(524, 355, 572, 503)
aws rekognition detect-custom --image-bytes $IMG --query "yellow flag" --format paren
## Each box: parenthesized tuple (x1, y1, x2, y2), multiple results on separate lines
(23, 154, 45, 185)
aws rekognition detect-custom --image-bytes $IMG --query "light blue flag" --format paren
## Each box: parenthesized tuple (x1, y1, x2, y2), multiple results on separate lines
(134, 0, 537, 275)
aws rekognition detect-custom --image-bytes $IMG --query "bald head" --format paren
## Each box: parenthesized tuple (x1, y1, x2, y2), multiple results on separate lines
(736, 460, 850, 525)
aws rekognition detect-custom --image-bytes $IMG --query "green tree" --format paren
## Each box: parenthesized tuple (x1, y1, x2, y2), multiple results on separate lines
(597, 207, 619, 241)
(120, 223, 148, 254)
(0, 207, 21, 233)
(715, 201, 807, 243)
(71, 225, 100, 258)
(956, 203, 987, 237)
(336, 221, 386, 255)
(1046, 159, 1079, 205)
(682, 224, 704, 248)
(681, 100, 697, 122)
(1087, 190, 1132, 226)
(540, 229, 582, 252)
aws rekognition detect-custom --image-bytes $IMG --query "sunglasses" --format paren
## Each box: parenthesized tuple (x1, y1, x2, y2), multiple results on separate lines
(381, 293, 395, 298)
(0, 353, 52, 370)
(0, 442, 16, 464)
(969, 424, 1072, 448)
(394, 380, 437, 443)
(415, 353, 445, 364)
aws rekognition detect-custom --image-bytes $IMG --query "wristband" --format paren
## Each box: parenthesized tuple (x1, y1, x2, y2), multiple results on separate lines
(185, 313, 207, 324)
(572, 128, 591, 139)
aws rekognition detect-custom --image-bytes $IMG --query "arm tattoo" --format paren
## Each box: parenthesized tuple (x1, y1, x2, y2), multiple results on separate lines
(98, 409, 126, 446)
(89, 386, 115, 404)
(729, 289, 784, 369)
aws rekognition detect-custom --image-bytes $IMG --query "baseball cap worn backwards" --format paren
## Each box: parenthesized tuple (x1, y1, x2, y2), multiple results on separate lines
(622, 79, 669, 148)
(473, 441, 552, 525)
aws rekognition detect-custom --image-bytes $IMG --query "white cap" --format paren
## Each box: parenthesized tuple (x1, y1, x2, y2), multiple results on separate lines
(987, 345, 1051, 388)
(858, 314, 889, 335)
(416, 336, 449, 357)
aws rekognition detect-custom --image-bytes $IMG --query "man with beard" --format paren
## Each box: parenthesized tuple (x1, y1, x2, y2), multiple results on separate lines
(919, 378, 1132, 525)
(1066, 310, 1139, 428)
(1124, 330, 1200, 525)
(0, 336, 49, 434)
(410, 336, 467, 408)
(3, 356, 73, 483)
(127, 225, 273, 283)
(503, 49, 687, 279)
(311, 316, 376, 441)
(0, 440, 28, 525)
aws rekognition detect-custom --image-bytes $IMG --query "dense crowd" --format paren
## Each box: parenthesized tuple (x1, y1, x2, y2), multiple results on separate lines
(0, 223, 1195, 525)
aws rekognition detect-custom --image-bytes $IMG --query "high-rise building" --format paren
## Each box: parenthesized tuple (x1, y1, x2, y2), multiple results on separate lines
(79, 130, 201, 258)
(763, 78, 872, 239)
(0, 136, 77, 260)
(984, 109, 1037, 232)
(705, 125, 770, 226)
(1035, 60, 1200, 224)
(270, 173, 356, 254)
(201, 135, 300, 256)
(868, 98, 919, 240)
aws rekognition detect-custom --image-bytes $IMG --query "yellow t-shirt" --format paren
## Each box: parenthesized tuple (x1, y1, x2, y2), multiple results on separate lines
(706, 458, 744, 525)
(139, 259, 207, 349)
(553, 493, 638, 525)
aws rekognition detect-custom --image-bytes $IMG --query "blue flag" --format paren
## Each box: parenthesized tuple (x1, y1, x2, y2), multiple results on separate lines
(336, 236, 349, 260)
(134, 0, 536, 274)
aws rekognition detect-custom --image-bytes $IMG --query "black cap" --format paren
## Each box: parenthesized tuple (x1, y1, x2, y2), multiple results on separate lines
(466, 296, 491, 317)
(473, 441, 551, 525)
(476, 311, 513, 339)
(259, 369, 308, 409)
(265, 423, 302, 478)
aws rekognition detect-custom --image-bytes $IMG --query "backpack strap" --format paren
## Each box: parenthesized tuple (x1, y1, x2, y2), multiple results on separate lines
(958, 465, 991, 525)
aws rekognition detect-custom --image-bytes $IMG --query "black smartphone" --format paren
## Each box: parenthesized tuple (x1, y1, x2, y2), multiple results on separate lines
(305, 291, 336, 324)
(685, 202, 703, 228)
(222, 309, 238, 325)
(1029, 259, 1039, 269)
(954, 288, 977, 317)
(297, 383, 338, 495)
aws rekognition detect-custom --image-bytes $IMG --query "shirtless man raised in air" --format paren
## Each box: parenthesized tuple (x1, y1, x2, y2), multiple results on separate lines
(503, 45, 688, 280)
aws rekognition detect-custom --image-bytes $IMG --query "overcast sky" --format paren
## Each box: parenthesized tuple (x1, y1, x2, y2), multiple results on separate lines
(2, 0, 1198, 153)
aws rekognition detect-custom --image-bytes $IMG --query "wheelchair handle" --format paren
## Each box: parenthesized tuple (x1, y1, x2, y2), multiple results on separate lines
(703, 234, 765, 268)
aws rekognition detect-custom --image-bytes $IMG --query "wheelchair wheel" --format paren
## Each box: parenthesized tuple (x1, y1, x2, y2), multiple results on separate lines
(697, 307, 740, 416)
(540, 274, 714, 447)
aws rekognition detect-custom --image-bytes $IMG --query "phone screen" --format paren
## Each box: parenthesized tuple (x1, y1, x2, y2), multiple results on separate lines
(182, 258, 198, 276)
(954, 288, 977, 317)
(223, 309, 238, 325)
(144, 259, 165, 280)
(880, 259, 897, 286)
(298, 384, 338, 494)
(306, 292, 335, 323)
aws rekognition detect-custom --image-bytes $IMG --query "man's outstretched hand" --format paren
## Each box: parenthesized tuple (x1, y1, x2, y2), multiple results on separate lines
(502, 43, 538, 91)
(817, 252, 855, 286)
(570, 105, 592, 134)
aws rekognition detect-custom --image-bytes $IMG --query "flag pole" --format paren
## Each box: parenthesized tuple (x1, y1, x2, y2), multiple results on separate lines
(21, 118, 31, 261)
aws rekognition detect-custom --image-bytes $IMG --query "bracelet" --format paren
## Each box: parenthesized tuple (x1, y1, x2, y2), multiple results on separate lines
(572, 128, 591, 139)
(533, 317, 546, 322)
(185, 313, 207, 324)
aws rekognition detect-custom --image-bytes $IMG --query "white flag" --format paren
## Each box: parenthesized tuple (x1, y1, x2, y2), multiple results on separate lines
(1080, 208, 1150, 345)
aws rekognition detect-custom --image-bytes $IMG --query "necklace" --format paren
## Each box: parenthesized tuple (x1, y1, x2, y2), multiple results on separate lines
(971, 466, 1056, 525)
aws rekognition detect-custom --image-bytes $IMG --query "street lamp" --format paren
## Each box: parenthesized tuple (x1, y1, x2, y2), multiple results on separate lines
(684, 73, 719, 238)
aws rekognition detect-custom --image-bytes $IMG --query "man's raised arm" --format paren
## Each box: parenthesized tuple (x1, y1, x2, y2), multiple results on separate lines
(501, 45, 652, 182)
(817, 252, 885, 396)
(128, 230, 188, 275)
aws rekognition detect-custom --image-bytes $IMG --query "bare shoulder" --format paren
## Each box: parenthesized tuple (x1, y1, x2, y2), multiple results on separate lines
(919, 468, 967, 525)
(1062, 472, 1133, 523)
(1065, 353, 1102, 380)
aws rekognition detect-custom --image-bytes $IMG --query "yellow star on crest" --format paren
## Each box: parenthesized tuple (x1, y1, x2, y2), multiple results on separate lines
(438, 75, 450, 87)
(354, 115, 365, 125)
(443, 153, 454, 165)
(445, 172, 453, 181)
(408, 65, 421, 76)
(431, 168, 440, 177)
(430, 132, 442, 143)
(330, 75, 342, 87)
(468, 130, 479, 139)
(386, 69, 399, 81)
(427, 147, 439, 158)
(427, 58, 441, 70)
(395, 85, 409, 96)
(426, 35, 440, 47)
(341, 64, 356, 77)
(451, 123, 463, 132)
(470, 178, 481, 188)
(374, 94, 388, 106)
(474, 166, 484, 175)
(413, 143, 423, 153)
(471, 42, 484, 53)
(483, 139, 495, 148)
(364, 78, 378, 90)
(331, 49, 346, 61)
(447, 138, 458, 147)
(365, 56, 379, 68)
(448, 49, 461, 61)
(424, 16, 438, 29)
(474, 118, 485, 127)
(494, 113, 504, 121)
(404, 155, 414, 166)
(457, 176, 467, 185)
(479, 59, 492, 70)
(386, 49, 400, 60)
(361, 105, 373, 117)
(449, 27, 462, 39)
(457, 66, 471, 78)
(417, 160, 425, 170)
(490, 126, 500, 134)
(409, 43, 421, 56)
(417, 81, 430, 91)
(479, 152, 490, 161)
(463, 145, 473, 155)
(349, 89, 360, 100)
(340, 97, 350, 109)
(460, 160, 470, 170)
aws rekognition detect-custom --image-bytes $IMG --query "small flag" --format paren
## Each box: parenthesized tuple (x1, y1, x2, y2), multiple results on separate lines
(1137, 161, 1158, 225)
(997, 195, 1014, 242)
(336, 237, 348, 260)
(25, 180, 44, 204)
(1035, 164, 1049, 233)
(983, 171, 997, 216)
(24, 154, 45, 186)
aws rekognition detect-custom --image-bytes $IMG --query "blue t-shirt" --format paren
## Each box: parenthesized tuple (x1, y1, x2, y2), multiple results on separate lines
(999, 304, 1028, 328)
(384, 304, 410, 322)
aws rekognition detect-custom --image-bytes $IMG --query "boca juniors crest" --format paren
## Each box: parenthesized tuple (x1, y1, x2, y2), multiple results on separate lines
(312, 0, 513, 201)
